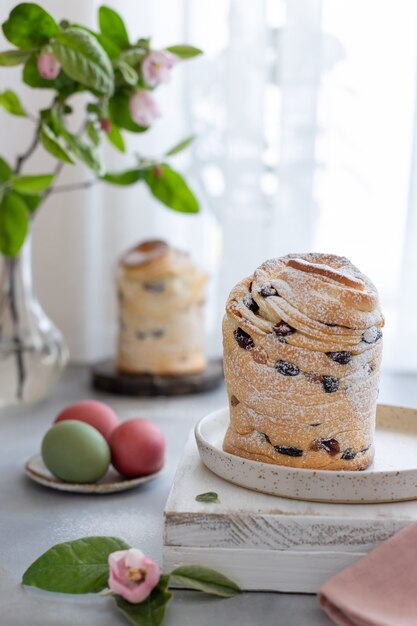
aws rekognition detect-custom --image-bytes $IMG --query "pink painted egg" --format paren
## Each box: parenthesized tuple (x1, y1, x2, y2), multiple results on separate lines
(54, 400, 119, 442)
(109, 419, 165, 478)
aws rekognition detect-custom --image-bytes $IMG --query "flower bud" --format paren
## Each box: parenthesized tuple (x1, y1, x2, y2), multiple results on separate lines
(128, 90, 161, 127)
(100, 118, 112, 134)
(37, 52, 60, 80)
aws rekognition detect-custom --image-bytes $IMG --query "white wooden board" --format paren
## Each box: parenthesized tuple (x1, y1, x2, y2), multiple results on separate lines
(163, 430, 417, 592)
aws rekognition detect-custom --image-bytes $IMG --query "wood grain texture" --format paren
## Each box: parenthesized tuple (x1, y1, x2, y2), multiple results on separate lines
(163, 431, 417, 592)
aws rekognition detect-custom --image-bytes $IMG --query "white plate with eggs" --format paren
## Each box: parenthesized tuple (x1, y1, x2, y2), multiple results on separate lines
(195, 403, 417, 503)
(25, 455, 163, 494)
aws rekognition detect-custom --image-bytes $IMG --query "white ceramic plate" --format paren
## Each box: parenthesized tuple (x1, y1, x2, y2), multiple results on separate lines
(25, 455, 163, 494)
(195, 404, 417, 503)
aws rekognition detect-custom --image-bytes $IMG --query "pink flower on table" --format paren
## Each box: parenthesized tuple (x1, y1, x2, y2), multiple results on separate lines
(37, 53, 60, 80)
(108, 548, 160, 604)
(128, 90, 161, 127)
(142, 50, 178, 87)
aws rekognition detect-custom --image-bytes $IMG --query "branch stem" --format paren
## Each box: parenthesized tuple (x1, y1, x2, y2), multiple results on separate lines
(48, 179, 99, 194)
(14, 122, 41, 175)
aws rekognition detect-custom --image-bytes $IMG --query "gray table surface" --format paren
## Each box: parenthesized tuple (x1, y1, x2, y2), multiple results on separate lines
(1, 366, 416, 626)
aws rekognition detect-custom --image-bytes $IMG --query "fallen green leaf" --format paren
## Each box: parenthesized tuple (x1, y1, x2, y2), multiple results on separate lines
(170, 565, 241, 597)
(114, 576, 172, 626)
(195, 491, 220, 504)
(22, 536, 130, 594)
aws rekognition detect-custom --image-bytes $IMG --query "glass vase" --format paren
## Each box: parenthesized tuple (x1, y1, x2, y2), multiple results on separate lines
(0, 234, 69, 408)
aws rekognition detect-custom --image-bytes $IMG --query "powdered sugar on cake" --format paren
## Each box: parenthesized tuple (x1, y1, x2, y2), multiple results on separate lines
(222, 253, 383, 471)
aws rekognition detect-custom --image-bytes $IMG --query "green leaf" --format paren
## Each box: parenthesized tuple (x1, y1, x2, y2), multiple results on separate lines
(40, 125, 74, 164)
(170, 565, 241, 597)
(98, 6, 129, 50)
(0, 158, 12, 184)
(86, 120, 100, 146)
(195, 492, 220, 504)
(102, 169, 143, 185)
(97, 33, 121, 60)
(22, 536, 130, 594)
(165, 45, 203, 60)
(0, 90, 26, 116)
(106, 124, 125, 153)
(2, 3, 59, 50)
(61, 129, 104, 175)
(108, 92, 147, 133)
(117, 60, 138, 86)
(52, 27, 114, 96)
(114, 576, 172, 626)
(0, 49, 32, 66)
(71, 24, 121, 61)
(0, 191, 29, 256)
(23, 55, 79, 95)
(18, 192, 42, 213)
(165, 135, 195, 157)
(144, 165, 199, 213)
(12, 174, 54, 194)
(120, 48, 146, 66)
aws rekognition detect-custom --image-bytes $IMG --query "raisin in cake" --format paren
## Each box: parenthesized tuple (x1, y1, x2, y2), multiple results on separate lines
(222, 253, 384, 470)
(117, 240, 207, 375)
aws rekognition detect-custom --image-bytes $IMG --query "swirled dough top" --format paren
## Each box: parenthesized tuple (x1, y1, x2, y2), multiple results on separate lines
(226, 253, 384, 355)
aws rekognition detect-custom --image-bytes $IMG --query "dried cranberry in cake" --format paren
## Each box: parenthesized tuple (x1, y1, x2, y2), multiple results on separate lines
(263, 433, 303, 457)
(273, 320, 295, 337)
(322, 375, 339, 393)
(326, 351, 352, 365)
(275, 445, 303, 457)
(243, 294, 259, 313)
(311, 438, 340, 455)
(143, 281, 165, 293)
(362, 327, 383, 344)
(341, 448, 356, 460)
(259, 284, 278, 297)
(234, 327, 255, 350)
(276, 360, 300, 376)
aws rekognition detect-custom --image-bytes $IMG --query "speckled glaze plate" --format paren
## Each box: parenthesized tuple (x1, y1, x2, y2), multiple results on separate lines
(195, 404, 417, 503)
(25, 455, 163, 494)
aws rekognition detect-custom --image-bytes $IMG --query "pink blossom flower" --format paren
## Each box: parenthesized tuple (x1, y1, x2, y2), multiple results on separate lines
(142, 50, 178, 87)
(108, 548, 160, 604)
(128, 90, 161, 127)
(37, 53, 60, 80)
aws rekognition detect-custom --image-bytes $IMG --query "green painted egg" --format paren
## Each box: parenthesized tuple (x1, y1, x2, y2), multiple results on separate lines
(41, 420, 110, 483)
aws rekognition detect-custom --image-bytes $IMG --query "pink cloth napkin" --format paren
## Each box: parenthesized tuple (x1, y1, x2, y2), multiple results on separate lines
(318, 521, 417, 626)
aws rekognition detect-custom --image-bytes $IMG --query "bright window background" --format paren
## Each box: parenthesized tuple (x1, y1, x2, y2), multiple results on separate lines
(1, 0, 417, 370)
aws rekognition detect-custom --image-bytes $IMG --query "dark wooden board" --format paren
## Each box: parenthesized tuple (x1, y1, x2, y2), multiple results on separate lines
(90, 358, 224, 397)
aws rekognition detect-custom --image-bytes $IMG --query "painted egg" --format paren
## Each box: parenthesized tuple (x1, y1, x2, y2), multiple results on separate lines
(54, 400, 119, 442)
(109, 419, 165, 478)
(42, 420, 111, 483)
